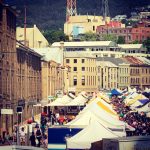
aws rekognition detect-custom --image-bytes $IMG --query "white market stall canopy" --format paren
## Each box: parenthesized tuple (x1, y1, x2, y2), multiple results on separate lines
(65, 94, 88, 106)
(66, 99, 125, 130)
(46, 95, 74, 106)
(66, 119, 126, 149)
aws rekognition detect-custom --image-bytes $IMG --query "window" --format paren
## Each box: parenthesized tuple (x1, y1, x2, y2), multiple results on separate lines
(74, 59, 77, 63)
(66, 59, 70, 63)
(82, 76, 85, 85)
(93, 26, 95, 31)
(74, 67, 77, 71)
(82, 59, 85, 63)
(73, 76, 77, 86)
(82, 67, 85, 71)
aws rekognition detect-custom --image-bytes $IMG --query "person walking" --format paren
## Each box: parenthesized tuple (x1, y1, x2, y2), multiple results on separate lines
(20, 127, 26, 146)
(36, 127, 42, 147)
(29, 132, 36, 147)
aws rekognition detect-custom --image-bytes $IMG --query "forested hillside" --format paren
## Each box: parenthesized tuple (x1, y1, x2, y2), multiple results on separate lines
(4, 0, 150, 31)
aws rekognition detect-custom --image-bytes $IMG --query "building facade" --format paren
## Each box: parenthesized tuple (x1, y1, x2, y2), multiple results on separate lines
(0, 2, 42, 134)
(41, 60, 65, 100)
(64, 15, 110, 39)
(65, 52, 98, 95)
(96, 25, 150, 44)
(96, 61, 118, 90)
(17, 24, 49, 48)
(0, 1, 17, 135)
(16, 46, 42, 122)
(118, 63, 130, 90)
(123, 56, 150, 89)
(51, 41, 149, 58)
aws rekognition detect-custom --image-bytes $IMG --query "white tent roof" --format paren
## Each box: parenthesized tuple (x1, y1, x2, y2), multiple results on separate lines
(67, 119, 126, 149)
(66, 102, 124, 129)
(135, 102, 150, 113)
(81, 97, 116, 118)
(46, 95, 74, 106)
(65, 94, 88, 106)
(125, 93, 148, 105)
(124, 92, 138, 104)
(144, 88, 150, 93)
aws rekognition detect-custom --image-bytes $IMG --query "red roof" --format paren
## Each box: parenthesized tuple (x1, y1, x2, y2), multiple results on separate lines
(124, 56, 144, 65)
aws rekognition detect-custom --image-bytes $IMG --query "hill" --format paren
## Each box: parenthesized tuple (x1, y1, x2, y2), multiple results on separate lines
(4, 0, 150, 31)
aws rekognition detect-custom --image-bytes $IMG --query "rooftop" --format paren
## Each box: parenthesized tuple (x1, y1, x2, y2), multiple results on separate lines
(97, 61, 118, 67)
(96, 57, 128, 66)
(65, 51, 93, 58)
(123, 56, 146, 65)
(51, 41, 116, 47)
(118, 44, 143, 49)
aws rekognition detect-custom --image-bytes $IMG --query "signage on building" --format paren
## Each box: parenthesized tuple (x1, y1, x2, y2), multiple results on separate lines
(55, 90, 63, 98)
(18, 99, 25, 108)
(16, 106, 23, 113)
(1, 109, 13, 115)
(28, 100, 37, 106)
(48, 96, 54, 101)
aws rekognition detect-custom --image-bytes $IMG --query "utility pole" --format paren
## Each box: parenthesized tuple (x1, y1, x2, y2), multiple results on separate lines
(24, 5, 27, 46)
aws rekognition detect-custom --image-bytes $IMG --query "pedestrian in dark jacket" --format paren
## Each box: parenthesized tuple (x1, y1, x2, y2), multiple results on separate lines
(36, 127, 42, 147)
(30, 132, 36, 146)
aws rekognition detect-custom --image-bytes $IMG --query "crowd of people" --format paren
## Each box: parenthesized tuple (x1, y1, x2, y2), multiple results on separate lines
(0, 108, 75, 147)
(111, 95, 150, 136)
(27, 109, 75, 148)
(1, 94, 150, 147)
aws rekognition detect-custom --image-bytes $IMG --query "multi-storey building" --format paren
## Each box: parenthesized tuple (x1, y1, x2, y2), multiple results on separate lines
(16, 45, 42, 122)
(51, 41, 149, 57)
(16, 25, 49, 48)
(96, 60, 118, 90)
(131, 27, 150, 42)
(96, 25, 150, 43)
(0, 2, 42, 134)
(96, 26, 132, 43)
(0, 1, 17, 135)
(118, 44, 147, 54)
(123, 56, 150, 89)
(96, 56, 150, 90)
(64, 15, 110, 39)
(64, 52, 98, 95)
(41, 60, 70, 100)
(118, 63, 130, 90)
(96, 57, 130, 90)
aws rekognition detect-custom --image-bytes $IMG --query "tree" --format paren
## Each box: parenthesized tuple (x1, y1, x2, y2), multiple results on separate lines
(79, 32, 101, 41)
(131, 40, 140, 44)
(117, 36, 125, 44)
(43, 30, 69, 44)
(143, 37, 150, 53)
(103, 34, 117, 42)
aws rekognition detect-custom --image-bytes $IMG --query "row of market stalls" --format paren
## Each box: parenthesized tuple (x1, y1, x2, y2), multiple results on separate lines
(64, 94, 129, 149)
(47, 88, 150, 149)
(46, 92, 88, 107)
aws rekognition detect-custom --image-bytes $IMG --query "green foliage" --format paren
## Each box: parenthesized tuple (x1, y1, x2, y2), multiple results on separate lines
(117, 36, 125, 44)
(125, 20, 139, 27)
(103, 34, 117, 42)
(131, 40, 140, 44)
(143, 37, 150, 53)
(43, 30, 69, 44)
(79, 32, 101, 41)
